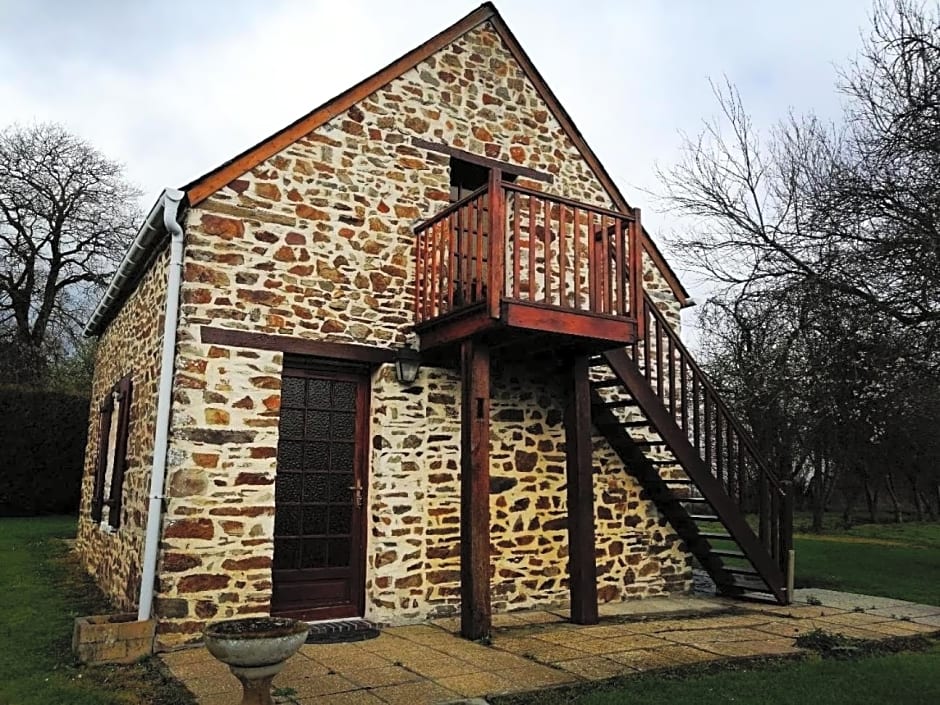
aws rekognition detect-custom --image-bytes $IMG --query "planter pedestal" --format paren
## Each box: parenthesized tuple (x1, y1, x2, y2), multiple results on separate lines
(203, 618, 309, 705)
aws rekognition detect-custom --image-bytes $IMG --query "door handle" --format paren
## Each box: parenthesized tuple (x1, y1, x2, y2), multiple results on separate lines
(348, 479, 365, 509)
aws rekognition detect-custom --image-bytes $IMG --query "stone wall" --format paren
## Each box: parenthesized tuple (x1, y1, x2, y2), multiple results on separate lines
(367, 360, 691, 625)
(77, 248, 169, 609)
(146, 19, 690, 646)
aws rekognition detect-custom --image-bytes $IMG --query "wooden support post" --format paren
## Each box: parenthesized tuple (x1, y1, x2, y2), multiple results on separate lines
(487, 169, 505, 319)
(460, 339, 491, 640)
(565, 355, 598, 625)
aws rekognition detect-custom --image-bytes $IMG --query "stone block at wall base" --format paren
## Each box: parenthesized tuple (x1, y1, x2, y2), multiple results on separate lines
(72, 613, 155, 664)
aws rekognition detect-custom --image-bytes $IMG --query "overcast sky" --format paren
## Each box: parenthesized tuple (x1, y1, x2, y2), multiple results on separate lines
(0, 0, 874, 332)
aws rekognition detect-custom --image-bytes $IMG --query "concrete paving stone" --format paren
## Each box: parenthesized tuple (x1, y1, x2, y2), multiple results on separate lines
(433, 670, 518, 697)
(296, 690, 387, 705)
(793, 589, 908, 610)
(490, 613, 532, 628)
(817, 625, 887, 640)
(566, 624, 636, 640)
(198, 694, 242, 705)
(913, 615, 940, 628)
(315, 649, 396, 672)
(528, 628, 596, 644)
(817, 612, 898, 627)
(343, 666, 425, 688)
(163, 658, 230, 681)
(776, 606, 848, 619)
(397, 655, 484, 679)
(858, 621, 940, 637)
(369, 680, 461, 705)
(604, 648, 677, 671)
(567, 634, 671, 654)
(454, 650, 533, 671)
(281, 674, 359, 699)
(496, 664, 578, 690)
(510, 610, 566, 625)
(654, 644, 722, 665)
(866, 604, 940, 619)
(182, 674, 238, 697)
(278, 655, 334, 678)
(658, 627, 773, 645)
(553, 655, 627, 680)
(693, 615, 776, 628)
(752, 620, 832, 638)
(697, 639, 801, 657)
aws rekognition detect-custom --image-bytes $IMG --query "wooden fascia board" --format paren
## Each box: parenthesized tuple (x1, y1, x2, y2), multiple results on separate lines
(184, 3, 497, 206)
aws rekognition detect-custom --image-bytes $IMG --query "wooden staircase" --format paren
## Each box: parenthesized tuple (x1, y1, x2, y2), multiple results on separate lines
(588, 294, 794, 604)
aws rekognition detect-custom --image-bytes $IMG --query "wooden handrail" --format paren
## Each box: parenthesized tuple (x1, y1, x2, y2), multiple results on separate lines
(414, 183, 643, 327)
(640, 293, 786, 495)
(502, 182, 635, 223)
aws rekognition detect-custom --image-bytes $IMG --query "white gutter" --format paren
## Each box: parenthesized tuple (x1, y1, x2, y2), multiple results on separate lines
(137, 188, 186, 622)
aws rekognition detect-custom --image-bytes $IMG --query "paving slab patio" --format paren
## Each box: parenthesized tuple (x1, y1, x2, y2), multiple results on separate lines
(161, 591, 940, 705)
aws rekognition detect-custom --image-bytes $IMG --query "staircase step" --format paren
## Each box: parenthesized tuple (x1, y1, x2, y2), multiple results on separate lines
(594, 399, 639, 410)
(632, 440, 667, 448)
(722, 566, 760, 576)
(679, 496, 709, 502)
(697, 532, 732, 541)
(590, 379, 622, 390)
(688, 514, 720, 522)
(710, 548, 746, 559)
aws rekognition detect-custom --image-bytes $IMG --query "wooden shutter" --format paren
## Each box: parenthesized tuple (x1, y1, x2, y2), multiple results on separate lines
(106, 374, 133, 529)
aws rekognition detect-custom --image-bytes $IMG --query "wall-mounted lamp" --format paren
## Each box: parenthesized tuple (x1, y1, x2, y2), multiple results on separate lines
(394, 345, 422, 383)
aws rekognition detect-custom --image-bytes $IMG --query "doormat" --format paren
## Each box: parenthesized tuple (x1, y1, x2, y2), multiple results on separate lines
(305, 618, 380, 644)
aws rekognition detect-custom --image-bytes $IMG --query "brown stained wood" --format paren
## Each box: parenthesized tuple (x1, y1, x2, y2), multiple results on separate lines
(558, 203, 567, 308)
(601, 348, 789, 604)
(429, 222, 440, 319)
(614, 217, 624, 316)
(603, 215, 613, 315)
(704, 393, 713, 470)
(655, 317, 664, 401)
(106, 374, 133, 529)
(414, 303, 494, 351)
(715, 414, 724, 484)
(512, 193, 521, 299)
(487, 169, 505, 319)
(565, 355, 598, 625)
(412, 138, 553, 183)
(542, 195, 551, 305)
(631, 210, 643, 331)
(186, 5, 497, 205)
(680, 356, 689, 434)
(572, 207, 581, 311)
(527, 194, 536, 302)
(585, 211, 595, 311)
(643, 305, 652, 384)
(475, 196, 484, 302)
(448, 212, 457, 313)
(668, 334, 676, 417)
(200, 326, 395, 364)
(460, 339, 491, 640)
(692, 370, 701, 451)
(501, 300, 635, 344)
(503, 183, 632, 223)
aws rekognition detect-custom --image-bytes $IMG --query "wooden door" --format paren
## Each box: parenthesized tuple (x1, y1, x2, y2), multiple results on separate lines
(271, 364, 369, 620)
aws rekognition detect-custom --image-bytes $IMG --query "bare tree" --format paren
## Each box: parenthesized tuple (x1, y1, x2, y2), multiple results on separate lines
(0, 123, 141, 383)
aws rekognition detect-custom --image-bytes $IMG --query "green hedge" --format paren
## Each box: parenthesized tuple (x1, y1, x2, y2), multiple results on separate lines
(0, 386, 89, 516)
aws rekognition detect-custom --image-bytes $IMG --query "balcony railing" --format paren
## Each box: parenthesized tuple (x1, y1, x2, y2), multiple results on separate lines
(414, 173, 644, 331)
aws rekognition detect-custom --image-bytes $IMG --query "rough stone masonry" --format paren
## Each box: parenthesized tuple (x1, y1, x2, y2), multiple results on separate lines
(78, 19, 691, 650)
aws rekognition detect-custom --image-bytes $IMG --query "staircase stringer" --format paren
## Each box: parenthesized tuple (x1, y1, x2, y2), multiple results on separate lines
(601, 349, 788, 604)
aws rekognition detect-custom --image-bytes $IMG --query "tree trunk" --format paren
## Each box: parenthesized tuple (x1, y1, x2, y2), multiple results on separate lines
(811, 454, 825, 533)
(909, 474, 924, 522)
(885, 474, 903, 523)
(863, 476, 879, 523)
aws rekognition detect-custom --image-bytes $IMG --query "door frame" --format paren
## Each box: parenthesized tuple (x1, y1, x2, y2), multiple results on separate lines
(271, 356, 372, 621)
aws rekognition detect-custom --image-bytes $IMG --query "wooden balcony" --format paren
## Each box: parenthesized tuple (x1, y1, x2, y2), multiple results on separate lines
(413, 173, 644, 357)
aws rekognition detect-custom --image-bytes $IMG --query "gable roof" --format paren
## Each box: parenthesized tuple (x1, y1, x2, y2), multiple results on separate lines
(184, 2, 689, 304)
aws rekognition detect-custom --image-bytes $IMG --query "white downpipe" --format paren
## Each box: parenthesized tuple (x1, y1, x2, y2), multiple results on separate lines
(137, 188, 186, 622)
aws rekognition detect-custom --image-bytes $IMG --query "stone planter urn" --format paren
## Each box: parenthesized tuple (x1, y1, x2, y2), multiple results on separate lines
(203, 617, 310, 705)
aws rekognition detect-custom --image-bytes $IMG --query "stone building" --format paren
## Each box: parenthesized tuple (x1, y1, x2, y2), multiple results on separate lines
(77, 3, 792, 651)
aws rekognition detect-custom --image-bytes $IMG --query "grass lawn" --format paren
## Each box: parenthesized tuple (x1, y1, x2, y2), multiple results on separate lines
(794, 521, 940, 605)
(0, 515, 195, 705)
(494, 644, 940, 705)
